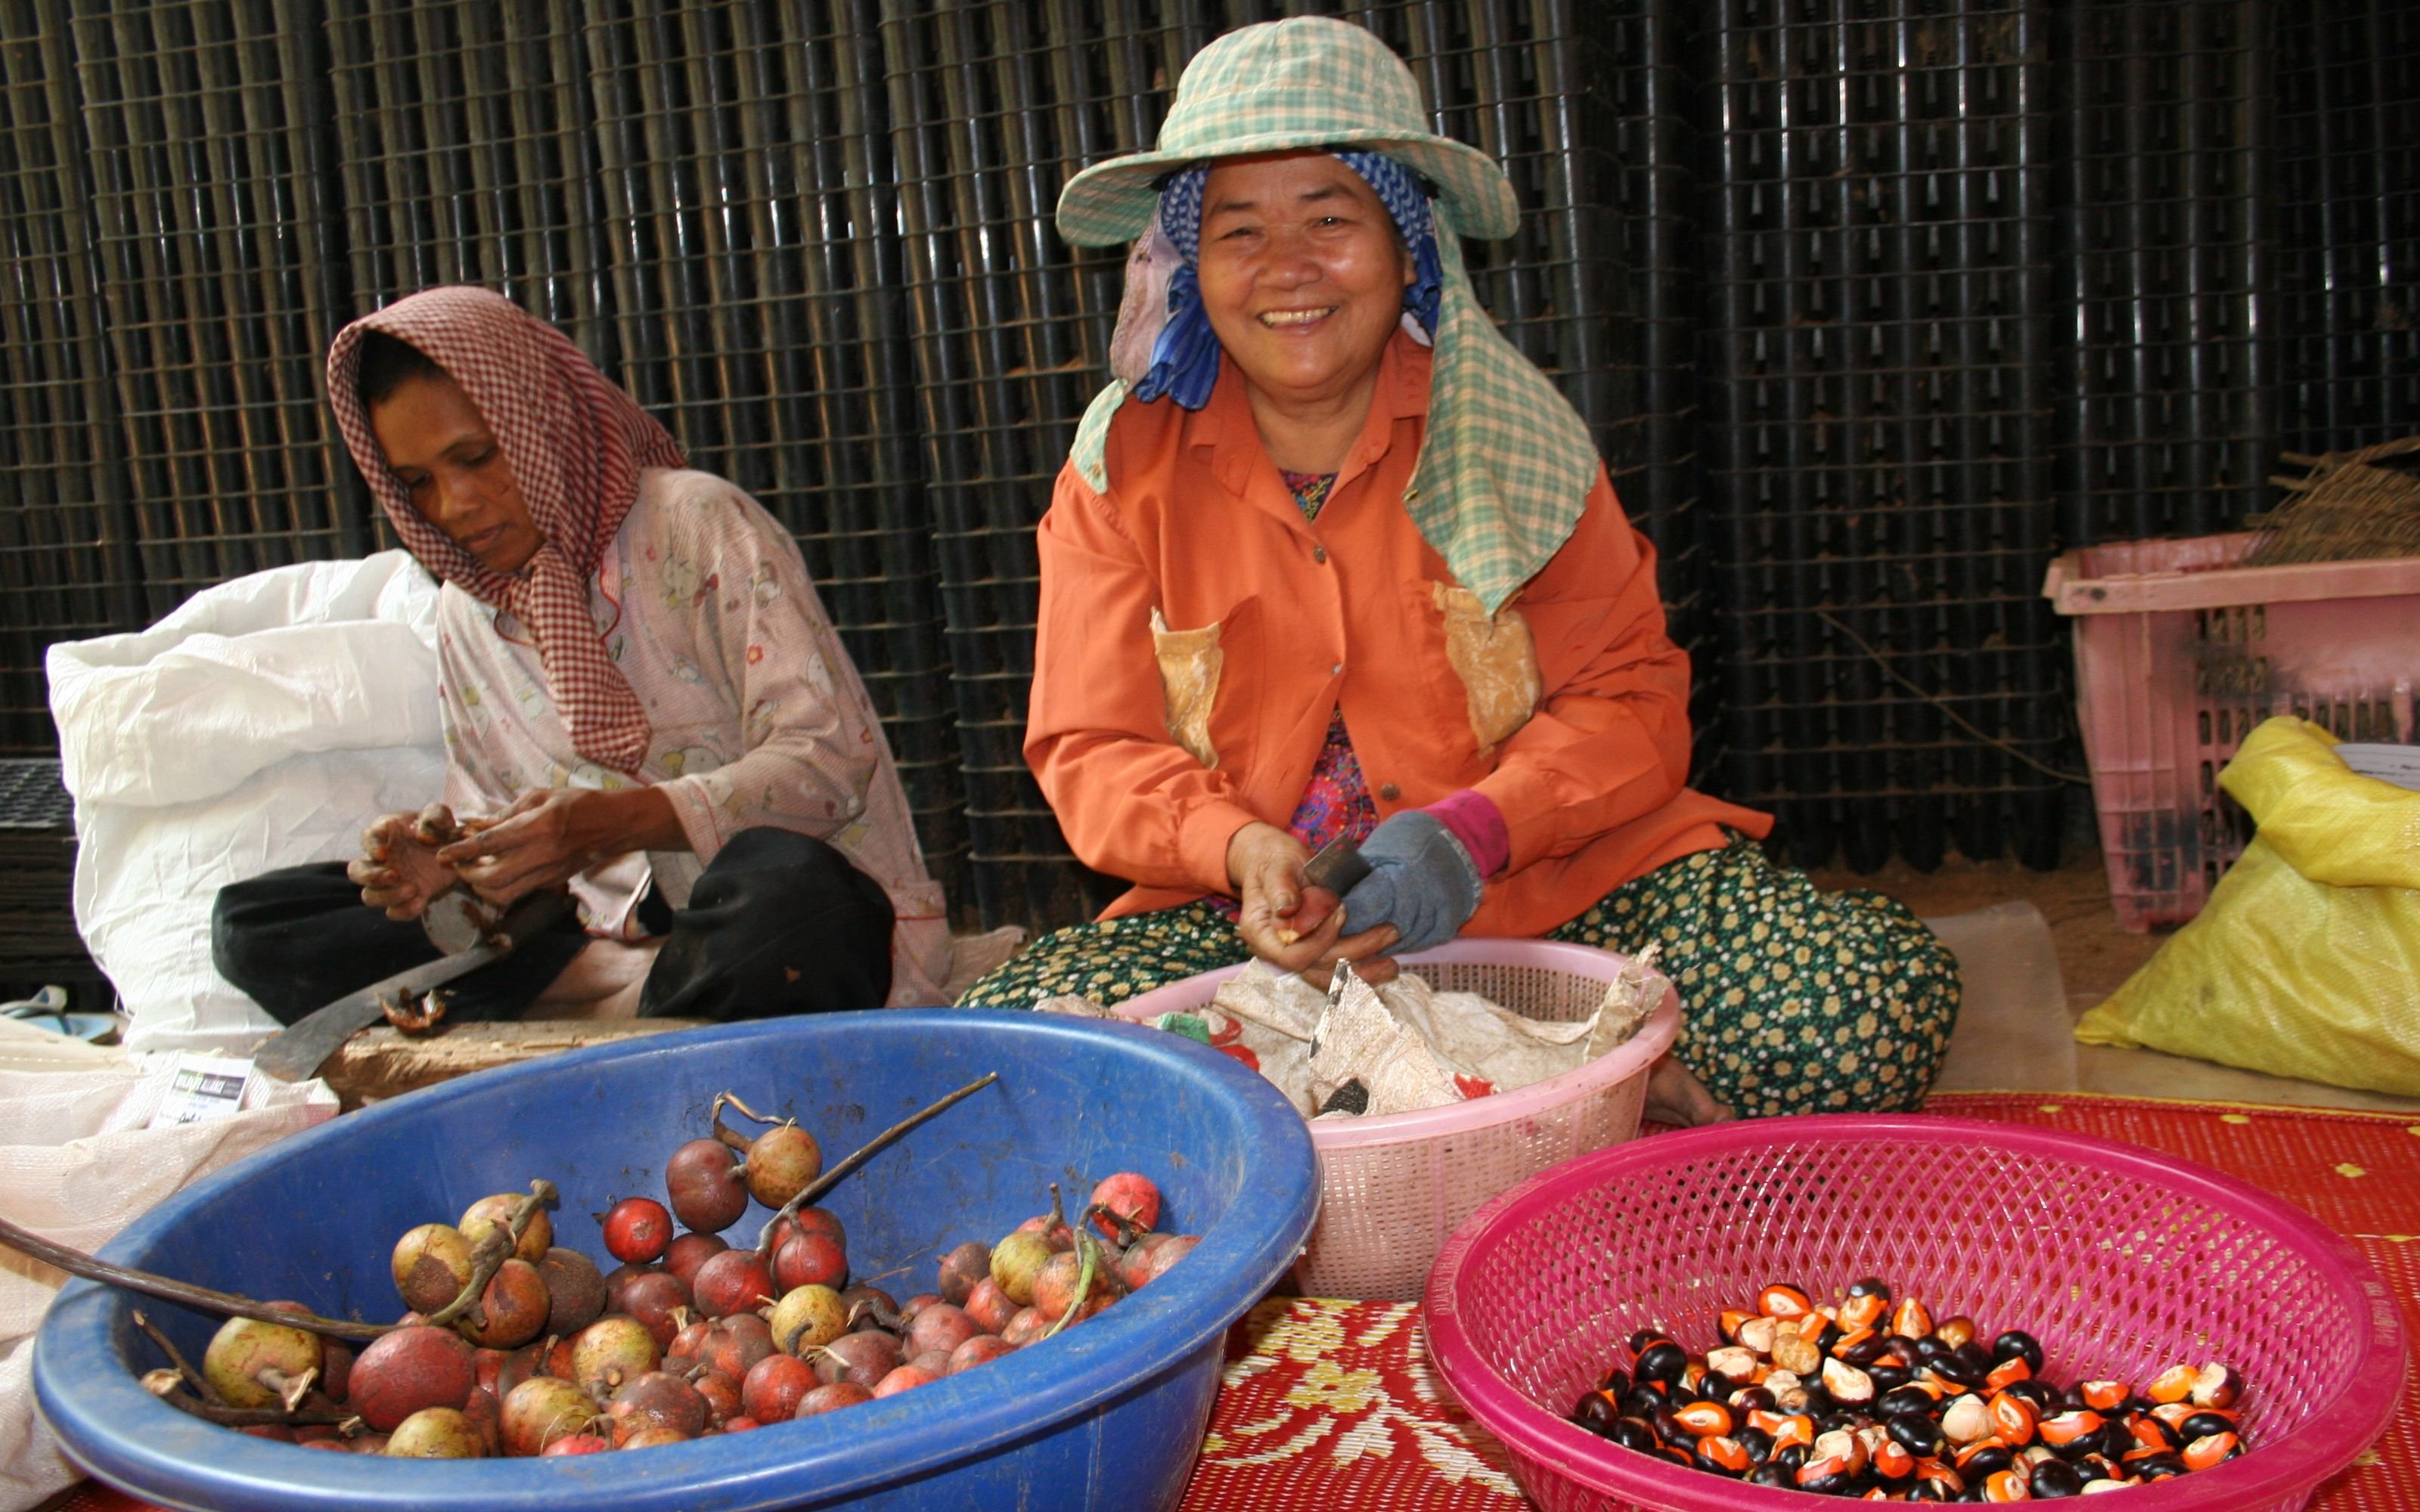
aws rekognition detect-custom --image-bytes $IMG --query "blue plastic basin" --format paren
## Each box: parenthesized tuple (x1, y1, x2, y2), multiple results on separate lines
(35, 1009, 1317, 1511)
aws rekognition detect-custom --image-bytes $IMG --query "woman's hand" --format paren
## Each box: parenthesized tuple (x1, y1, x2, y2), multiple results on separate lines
(346, 806, 459, 921)
(436, 787, 684, 906)
(1226, 822, 1401, 987)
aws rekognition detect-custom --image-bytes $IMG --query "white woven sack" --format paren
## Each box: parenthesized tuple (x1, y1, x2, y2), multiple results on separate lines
(45, 552, 445, 1054)
(0, 1028, 336, 1509)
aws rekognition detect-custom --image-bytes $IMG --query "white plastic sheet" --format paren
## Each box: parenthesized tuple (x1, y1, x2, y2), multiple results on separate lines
(0, 1022, 336, 1509)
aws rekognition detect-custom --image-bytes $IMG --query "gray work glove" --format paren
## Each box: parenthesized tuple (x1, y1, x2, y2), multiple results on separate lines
(1336, 810, 1484, 954)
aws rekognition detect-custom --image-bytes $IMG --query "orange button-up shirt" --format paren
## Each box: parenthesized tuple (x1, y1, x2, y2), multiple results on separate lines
(1027, 332, 1770, 936)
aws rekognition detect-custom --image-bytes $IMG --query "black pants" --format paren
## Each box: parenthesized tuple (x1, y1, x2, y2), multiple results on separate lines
(212, 827, 895, 1025)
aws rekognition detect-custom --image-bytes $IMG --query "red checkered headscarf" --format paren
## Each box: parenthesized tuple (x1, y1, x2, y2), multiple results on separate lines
(327, 287, 684, 776)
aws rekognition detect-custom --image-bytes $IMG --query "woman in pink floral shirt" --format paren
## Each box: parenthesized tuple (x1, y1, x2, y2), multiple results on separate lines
(214, 287, 950, 1021)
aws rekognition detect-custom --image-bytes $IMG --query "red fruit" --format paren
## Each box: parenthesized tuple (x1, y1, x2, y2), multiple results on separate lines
(740, 1352, 818, 1425)
(607, 1371, 709, 1445)
(544, 1334, 577, 1382)
(603, 1261, 659, 1314)
(693, 1248, 777, 1318)
(906, 1303, 979, 1359)
(664, 1232, 730, 1289)
(1137, 1234, 1198, 1285)
(539, 1434, 611, 1456)
(241, 1424, 296, 1442)
(459, 1387, 504, 1456)
(1089, 1173, 1161, 1238)
(666, 1317, 715, 1371)
(809, 1330, 900, 1389)
(473, 1348, 507, 1399)
(963, 1278, 1017, 1336)
(621, 1271, 693, 1348)
(907, 1349, 953, 1377)
(349, 1325, 477, 1432)
(703, 1314, 777, 1380)
(665, 1139, 749, 1233)
(873, 1363, 937, 1396)
(935, 1241, 991, 1306)
(692, 1368, 743, 1427)
(840, 1284, 899, 1333)
(721, 1416, 762, 1433)
(793, 1206, 846, 1250)
(899, 1292, 942, 1321)
(1031, 1252, 1084, 1322)
(948, 1334, 1016, 1373)
(602, 1198, 675, 1263)
(1116, 1234, 1170, 1292)
(774, 1232, 849, 1293)
(298, 1438, 348, 1452)
(320, 1339, 354, 1404)
(496, 1341, 551, 1400)
(1001, 1307, 1050, 1347)
(797, 1381, 872, 1417)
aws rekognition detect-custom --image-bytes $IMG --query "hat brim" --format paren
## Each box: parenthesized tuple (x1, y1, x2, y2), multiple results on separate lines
(1056, 130, 1521, 246)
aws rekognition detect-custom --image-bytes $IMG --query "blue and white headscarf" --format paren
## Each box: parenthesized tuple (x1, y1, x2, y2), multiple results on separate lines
(1110, 150, 1447, 410)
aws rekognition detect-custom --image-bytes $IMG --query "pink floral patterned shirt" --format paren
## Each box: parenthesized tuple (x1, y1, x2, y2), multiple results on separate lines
(433, 467, 951, 1005)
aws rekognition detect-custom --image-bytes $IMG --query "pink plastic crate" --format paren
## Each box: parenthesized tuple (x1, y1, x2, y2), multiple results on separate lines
(2044, 532, 2420, 931)
(1117, 939, 1679, 1300)
(1423, 1115, 2408, 1511)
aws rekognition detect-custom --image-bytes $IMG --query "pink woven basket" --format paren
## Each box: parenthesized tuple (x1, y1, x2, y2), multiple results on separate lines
(1117, 939, 1680, 1300)
(1423, 1115, 2409, 1510)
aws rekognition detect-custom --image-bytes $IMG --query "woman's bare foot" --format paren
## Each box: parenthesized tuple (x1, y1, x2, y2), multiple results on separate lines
(526, 937, 661, 1021)
(1645, 1054, 1733, 1127)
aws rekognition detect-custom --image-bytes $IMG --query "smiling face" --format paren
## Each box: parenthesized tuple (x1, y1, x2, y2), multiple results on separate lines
(368, 371, 544, 575)
(1195, 152, 1415, 423)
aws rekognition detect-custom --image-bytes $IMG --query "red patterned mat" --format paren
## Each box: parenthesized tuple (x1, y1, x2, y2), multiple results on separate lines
(44, 1093, 2419, 1512)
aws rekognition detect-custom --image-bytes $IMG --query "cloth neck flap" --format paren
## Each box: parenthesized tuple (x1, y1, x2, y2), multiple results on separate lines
(1077, 157, 1595, 615)
(327, 286, 685, 776)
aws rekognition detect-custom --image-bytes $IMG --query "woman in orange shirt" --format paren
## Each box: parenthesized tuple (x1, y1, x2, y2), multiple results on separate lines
(959, 18, 1959, 1122)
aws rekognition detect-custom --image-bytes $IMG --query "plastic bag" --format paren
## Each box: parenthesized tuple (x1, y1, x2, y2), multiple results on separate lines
(0, 1024, 337, 1509)
(2075, 717, 2420, 1096)
(45, 553, 445, 1054)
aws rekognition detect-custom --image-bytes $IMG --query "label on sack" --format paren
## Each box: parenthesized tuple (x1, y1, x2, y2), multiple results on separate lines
(2336, 743, 2420, 792)
(147, 1054, 256, 1127)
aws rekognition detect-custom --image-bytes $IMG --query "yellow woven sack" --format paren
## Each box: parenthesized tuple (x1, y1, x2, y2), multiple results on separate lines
(2076, 716, 2420, 1096)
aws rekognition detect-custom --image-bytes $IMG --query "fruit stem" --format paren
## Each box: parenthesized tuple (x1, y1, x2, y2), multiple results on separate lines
(1041, 1230, 1101, 1341)
(1082, 1201, 1147, 1247)
(712, 1091, 781, 1153)
(131, 1308, 223, 1405)
(753, 1072, 1001, 1259)
(149, 1383, 350, 1427)
(0, 1215, 388, 1340)
(426, 1178, 557, 1331)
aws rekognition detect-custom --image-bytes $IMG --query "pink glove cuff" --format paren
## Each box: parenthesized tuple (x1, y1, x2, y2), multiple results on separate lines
(1423, 789, 1510, 878)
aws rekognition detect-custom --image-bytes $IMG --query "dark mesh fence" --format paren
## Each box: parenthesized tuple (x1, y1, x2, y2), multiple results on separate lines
(1700, 0, 2065, 871)
(0, 2, 137, 755)
(0, 0, 2409, 945)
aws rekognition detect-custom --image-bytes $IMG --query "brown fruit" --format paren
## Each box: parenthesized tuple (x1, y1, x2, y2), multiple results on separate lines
(538, 1246, 609, 1335)
(501, 1376, 600, 1458)
(569, 1315, 662, 1399)
(665, 1139, 748, 1233)
(462, 1258, 552, 1349)
(391, 1224, 475, 1314)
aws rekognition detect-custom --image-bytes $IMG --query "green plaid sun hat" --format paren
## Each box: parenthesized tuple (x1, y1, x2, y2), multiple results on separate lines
(1057, 16, 1600, 615)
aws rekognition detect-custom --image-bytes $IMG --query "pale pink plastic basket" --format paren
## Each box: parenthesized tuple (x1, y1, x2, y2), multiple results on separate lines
(2044, 531, 2420, 931)
(1117, 939, 1680, 1300)
(1423, 1115, 2409, 1512)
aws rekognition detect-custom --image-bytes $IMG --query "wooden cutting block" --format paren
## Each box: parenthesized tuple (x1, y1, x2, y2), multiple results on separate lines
(318, 1018, 712, 1109)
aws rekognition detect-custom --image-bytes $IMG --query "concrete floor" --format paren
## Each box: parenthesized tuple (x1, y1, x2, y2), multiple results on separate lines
(1810, 849, 2420, 1114)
